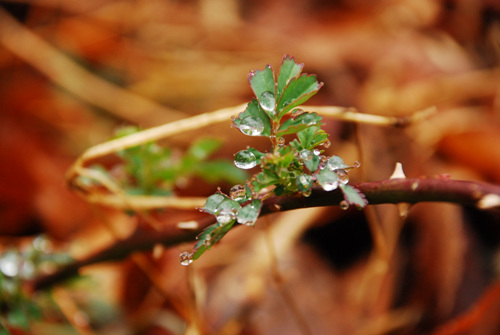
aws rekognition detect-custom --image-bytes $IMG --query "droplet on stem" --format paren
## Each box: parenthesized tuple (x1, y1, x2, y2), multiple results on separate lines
(340, 200, 349, 210)
(230, 184, 246, 201)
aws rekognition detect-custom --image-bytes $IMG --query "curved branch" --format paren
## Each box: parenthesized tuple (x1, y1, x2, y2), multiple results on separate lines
(31, 177, 500, 291)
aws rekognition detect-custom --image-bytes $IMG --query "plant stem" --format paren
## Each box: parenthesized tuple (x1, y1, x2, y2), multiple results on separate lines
(30, 177, 500, 291)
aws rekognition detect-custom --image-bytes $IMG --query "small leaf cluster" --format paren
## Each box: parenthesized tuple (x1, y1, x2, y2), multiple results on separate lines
(0, 236, 72, 333)
(84, 127, 247, 197)
(182, 56, 367, 265)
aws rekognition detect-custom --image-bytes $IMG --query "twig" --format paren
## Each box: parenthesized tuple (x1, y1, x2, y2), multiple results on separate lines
(65, 103, 436, 210)
(30, 177, 500, 291)
(0, 7, 187, 126)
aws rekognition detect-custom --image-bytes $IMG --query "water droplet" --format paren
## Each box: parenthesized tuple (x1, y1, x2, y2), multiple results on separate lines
(302, 113, 317, 125)
(230, 184, 246, 201)
(336, 169, 349, 184)
(353, 161, 361, 168)
(216, 208, 236, 224)
(0, 251, 20, 277)
(299, 149, 312, 160)
(237, 204, 257, 226)
(322, 180, 338, 191)
(33, 235, 52, 253)
(340, 200, 349, 210)
(259, 91, 276, 114)
(323, 140, 331, 148)
(179, 251, 193, 266)
(20, 260, 35, 279)
(297, 174, 313, 192)
(278, 137, 286, 146)
(203, 235, 212, 247)
(231, 115, 236, 121)
(316, 169, 339, 191)
(239, 116, 264, 136)
(234, 150, 257, 169)
(291, 109, 305, 119)
(327, 156, 345, 170)
(313, 149, 321, 156)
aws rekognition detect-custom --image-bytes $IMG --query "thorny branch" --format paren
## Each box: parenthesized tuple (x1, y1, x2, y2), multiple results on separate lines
(31, 177, 500, 291)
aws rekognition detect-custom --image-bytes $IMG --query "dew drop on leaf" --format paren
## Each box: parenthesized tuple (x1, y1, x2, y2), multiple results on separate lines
(313, 149, 321, 156)
(230, 184, 246, 201)
(203, 235, 212, 247)
(179, 251, 193, 266)
(327, 155, 345, 170)
(316, 169, 339, 191)
(323, 140, 331, 148)
(353, 161, 361, 168)
(239, 116, 265, 136)
(299, 149, 312, 160)
(297, 174, 313, 192)
(322, 180, 338, 191)
(278, 137, 286, 146)
(234, 150, 257, 169)
(215, 208, 236, 224)
(340, 200, 349, 210)
(291, 109, 305, 119)
(0, 251, 20, 277)
(336, 169, 349, 184)
(259, 91, 276, 114)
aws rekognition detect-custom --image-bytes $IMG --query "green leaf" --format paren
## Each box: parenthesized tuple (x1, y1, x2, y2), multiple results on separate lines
(340, 184, 368, 209)
(7, 309, 29, 331)
(192, 221, 236, 260)
(277, 74, 323, 117)
(296, 174, 313, 193)
(216, 198, 242, 212)
(296, 126, 328, 150)
(195, 161, 248, 185)
(233, 99, 272, 137)
(315, 168, 339, 191)
(201, 193, 229, 214)
(326, 156, 350, 170)
(277, 112, 322, 137)
(297, 126, 317, 149)
(249, 64, 275, 98)
(236, 199, 262, 226)
(304, 154, 320, 172)
(187, 138, 222, 160)
(277, 55, 303, 98)
(249, 65, 276, 118)
(246, 147, 266, 164)
(252, 170, 280, 193)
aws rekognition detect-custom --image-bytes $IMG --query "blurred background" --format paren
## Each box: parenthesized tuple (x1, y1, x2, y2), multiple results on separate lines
(1, 0, 500, 334)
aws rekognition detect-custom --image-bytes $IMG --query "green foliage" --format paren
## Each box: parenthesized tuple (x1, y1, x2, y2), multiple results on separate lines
(91, 127, 247, 196)
(0, 236, 72, 333)
(182, 55, 367, 264)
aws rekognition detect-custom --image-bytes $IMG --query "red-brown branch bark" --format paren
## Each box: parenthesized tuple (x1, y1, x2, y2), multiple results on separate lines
(31, 177, 500, 291)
